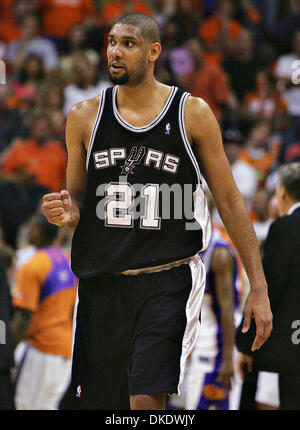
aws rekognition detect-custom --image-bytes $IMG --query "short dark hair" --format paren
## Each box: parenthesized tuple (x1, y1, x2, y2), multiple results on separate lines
(0, 244, 15, 272)
(34, 214, 58, 246)
(223, 128, 244, 145)
(112, 13, 161, 44)
(278, 162, 300, 202)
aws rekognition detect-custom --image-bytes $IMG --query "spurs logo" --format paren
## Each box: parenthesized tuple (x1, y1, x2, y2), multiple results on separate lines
(120, 146, 146, 175)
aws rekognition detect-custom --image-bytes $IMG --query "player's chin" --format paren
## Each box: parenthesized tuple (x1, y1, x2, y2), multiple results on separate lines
(108, 70, 129, 85)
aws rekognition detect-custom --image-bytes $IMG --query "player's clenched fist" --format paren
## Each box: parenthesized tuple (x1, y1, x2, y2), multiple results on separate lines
(42, 190, 72, 227)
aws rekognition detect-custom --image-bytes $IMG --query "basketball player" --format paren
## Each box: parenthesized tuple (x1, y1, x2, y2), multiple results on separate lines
(11, 215, 77, 410)
(42, 14, 272, 410)
(185, 219, 242, 410)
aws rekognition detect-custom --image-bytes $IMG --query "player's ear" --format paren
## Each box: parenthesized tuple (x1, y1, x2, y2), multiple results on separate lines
(281, 185, 288, 201)
(148, 42, 161, 63)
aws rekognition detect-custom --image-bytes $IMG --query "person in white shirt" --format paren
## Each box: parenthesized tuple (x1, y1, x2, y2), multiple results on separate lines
(251, 189, 272, 245)
(274, 29, 300, 142)
(7, 14, 58, 73)
(223, 129, 258, 210)
(63, 55, 110, 116)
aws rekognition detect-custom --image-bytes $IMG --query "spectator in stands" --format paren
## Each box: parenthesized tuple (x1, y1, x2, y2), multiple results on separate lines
(0, 40, 6, 59)
(7, 13, 59, 73)
(100, 0, 152, 30)
(268, 0, 300, 51)
(40, 0, 96, 47)
(59, 23, 90, 85)
(237, 0, 262, 29)
(274, 29, 300, 143)
(0, 113, 67, 192)
(151, 0, 176, 29)
(267, 193, 279, 223)
(43, 85, 66, 144)
(63, 54, 110, 116)
(174, 0, 203, 18)
(198, 0, 243, 60)
(251, 189, 272, 244)
(242, 71, 287, 128)
(285, 141, 300, 163)
(0, 84, 27, 153)
(158, 17, 194, 81)
(236, 162, 300, 410)
(11, 214, 77, 410)
(0, 0, 39, 44)
(223, 128, 258, 209)
(0, 245, 15, 410)
(33, 81, 53, 113)
(183, 37, 232, 121)
(0, 174, 49, 249)
(239, 121, 280, 183)
(223, 29, 261, 103)
(10, 53, 45, 115)
(251, 0, 280, 31)
(0, 0, 15, 22)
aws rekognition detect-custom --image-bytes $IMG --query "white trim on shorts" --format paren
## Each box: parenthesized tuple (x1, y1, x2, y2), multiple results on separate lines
(177, 254, 206, 395)
(255, 371, 280, 408)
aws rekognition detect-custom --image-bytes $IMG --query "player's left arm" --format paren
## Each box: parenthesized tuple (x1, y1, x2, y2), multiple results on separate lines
(211, 246, 235, 389)
(11, 308, 33, 348)
(11, 261, 40, 348)
(185, 96, 273, 351)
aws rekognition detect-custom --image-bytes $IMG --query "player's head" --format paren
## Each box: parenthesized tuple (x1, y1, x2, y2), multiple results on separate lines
(276, 162, 300, 216)
(28, 214, 58, 248)
(186, 38, 204, 67)
(223, 128, 244, 165)
(30, 113, 52, 143)
(107, 13, 161, 86)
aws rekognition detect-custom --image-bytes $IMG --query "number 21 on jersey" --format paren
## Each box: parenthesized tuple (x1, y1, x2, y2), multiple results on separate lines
(102, 182, 161, 230)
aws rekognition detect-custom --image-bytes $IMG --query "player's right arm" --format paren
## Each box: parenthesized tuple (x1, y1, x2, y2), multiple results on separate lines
(185, 96, 273, 352)
(42, 103, 88, 230)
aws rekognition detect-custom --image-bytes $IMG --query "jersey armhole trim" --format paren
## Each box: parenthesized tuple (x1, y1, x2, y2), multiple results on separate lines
(86, 89, 106, 171)
(178, 92, 202, 187)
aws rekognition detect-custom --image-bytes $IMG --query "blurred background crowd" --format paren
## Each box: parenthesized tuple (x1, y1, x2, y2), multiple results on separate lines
(0, 0, 300, 410)
(1, 0, 300, 252)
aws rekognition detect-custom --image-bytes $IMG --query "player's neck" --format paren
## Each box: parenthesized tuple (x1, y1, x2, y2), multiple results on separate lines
(117, 78, 168, 110)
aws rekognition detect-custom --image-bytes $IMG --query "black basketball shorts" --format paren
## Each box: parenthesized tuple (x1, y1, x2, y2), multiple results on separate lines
(68, 255, 205, 410)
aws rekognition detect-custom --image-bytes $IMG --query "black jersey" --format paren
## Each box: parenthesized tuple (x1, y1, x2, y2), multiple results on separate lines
(71, 86, 211, 278)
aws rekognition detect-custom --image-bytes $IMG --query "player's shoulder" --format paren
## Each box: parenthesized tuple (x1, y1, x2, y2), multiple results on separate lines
(185, 95, 215, 123)
(184, 95, 219, 140)
(68, 93, 103, 121)
(66, 92, 106, 142)
(21, 249, 52, 274)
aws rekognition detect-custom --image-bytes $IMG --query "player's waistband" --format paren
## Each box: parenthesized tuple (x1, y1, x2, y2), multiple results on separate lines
(119, 254, 199, 276)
